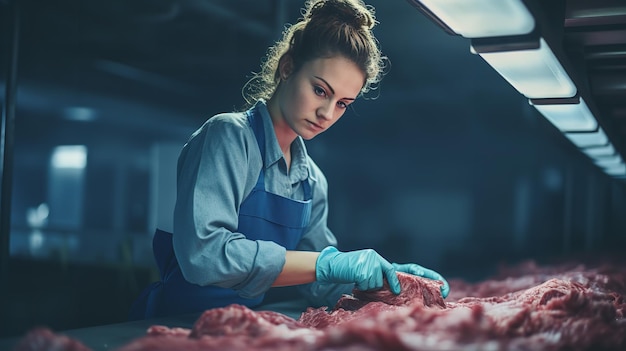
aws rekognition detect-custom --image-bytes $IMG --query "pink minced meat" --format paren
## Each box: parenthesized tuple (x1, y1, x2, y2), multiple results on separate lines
(12, 261, 626, 351)
(145, 325, 191, 338)
(350, 272, 446, 308)
(189, 304, 306, 338)
(300, 272, 446, 329)
(12, 328, 92, 351)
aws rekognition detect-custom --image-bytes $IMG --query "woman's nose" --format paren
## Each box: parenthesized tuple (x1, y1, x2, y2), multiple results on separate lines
(317, 102, 334, 121)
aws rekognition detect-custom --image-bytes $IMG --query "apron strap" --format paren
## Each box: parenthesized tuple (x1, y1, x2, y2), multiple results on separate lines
(153, 229, 177, 280)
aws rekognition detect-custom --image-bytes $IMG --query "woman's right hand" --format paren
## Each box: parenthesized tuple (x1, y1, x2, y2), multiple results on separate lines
(315, 246, 401, 294)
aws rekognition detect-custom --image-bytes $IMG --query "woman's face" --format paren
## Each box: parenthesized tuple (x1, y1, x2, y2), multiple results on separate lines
(272, 55, 365, 140)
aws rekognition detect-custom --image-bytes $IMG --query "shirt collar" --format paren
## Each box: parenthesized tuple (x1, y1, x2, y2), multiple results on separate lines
(254, 100, 310, 181)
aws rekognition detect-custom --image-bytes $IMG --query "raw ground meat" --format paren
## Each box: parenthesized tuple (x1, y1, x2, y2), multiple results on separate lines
(12, 260, 626, 351)
(188, 304, 307, 338)
(301, 273, 445, 329)
(11, 328, 92, 351)
(351, 272, 446, 308)
(145, 325, 191, 338)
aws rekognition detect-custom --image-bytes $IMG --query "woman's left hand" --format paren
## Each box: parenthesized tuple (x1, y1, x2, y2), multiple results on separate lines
(392, 263, 450, 298)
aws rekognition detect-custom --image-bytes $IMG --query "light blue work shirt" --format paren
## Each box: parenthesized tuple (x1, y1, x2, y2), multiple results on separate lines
(173, 100, 352, 306)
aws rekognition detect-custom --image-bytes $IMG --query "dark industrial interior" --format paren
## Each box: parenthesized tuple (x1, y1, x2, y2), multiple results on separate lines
(1, 0, 625, 344)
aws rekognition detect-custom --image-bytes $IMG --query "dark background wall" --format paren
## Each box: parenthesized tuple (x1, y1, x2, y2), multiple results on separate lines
(1, 0, 625, 339)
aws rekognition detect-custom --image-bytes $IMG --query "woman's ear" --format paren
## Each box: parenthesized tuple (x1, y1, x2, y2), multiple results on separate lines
(278, 54, 294, 81)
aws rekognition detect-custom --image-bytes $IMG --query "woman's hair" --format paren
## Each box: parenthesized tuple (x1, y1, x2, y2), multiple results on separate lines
(242, 0, 386, 107)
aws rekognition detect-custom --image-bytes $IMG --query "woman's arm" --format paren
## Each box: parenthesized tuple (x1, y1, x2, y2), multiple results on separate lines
(271, 251, 320, 287)
(174, 114, 287, 295)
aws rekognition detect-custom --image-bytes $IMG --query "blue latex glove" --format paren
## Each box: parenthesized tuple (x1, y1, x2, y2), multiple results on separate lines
(316, 246, 401, 294)
(392, 263, 450, 298)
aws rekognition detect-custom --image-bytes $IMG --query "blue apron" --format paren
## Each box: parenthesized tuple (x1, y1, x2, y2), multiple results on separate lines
(129, 106, 312, 319)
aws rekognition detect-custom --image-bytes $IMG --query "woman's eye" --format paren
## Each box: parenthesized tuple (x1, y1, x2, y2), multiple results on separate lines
(314, 86, 326, 97)
(337, 101, 347, 109)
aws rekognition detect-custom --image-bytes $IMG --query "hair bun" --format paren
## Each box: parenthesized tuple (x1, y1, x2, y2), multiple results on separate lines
(306, 0, 375, 30)
(243, 0, 385, 107)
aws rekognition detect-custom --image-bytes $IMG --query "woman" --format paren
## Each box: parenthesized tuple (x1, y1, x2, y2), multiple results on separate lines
(130, 0, 449, 319)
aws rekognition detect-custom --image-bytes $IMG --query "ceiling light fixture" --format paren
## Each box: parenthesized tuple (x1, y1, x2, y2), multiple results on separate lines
(582, 143, 616, 158)
(594, 155, 623, 168)
(471, 38, 577, 99)
(604, 163, 626, 176)
(529, 96, 598, 132)
(413, 0, 535, 38)
(565, 128, 609, 148)
(407, 0, 626, 180)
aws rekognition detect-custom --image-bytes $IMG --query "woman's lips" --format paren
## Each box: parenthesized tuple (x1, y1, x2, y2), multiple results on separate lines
(307, 120, 324, 131)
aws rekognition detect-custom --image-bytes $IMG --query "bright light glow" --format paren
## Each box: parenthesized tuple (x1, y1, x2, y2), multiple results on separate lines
(565, 128, 608, 148)
(63, 107, 97, 122)
(530, 98, 597, 132)
(474, 38, 577, 99)
(582, 144, 615, 158)
(26, 203, 49, 228)
(51, 145, 87, 169)
(604, 163, 626, 176)
(418, 0, 535, 38)
(594, 155, 623, 168)
(29, 229, 44, 252)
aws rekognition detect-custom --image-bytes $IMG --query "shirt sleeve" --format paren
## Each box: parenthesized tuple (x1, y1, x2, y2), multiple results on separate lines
(295, 157, 354, 307)
(173, 114, 286, 299)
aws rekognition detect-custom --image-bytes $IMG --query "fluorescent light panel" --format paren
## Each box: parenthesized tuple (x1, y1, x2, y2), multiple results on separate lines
(474, 38, 577, 99)
(418, 0, 535, 38)
(582, 144, 615, 158)
(51, 145, 87, 169)
(531, 98, 598, 132)
(594, 155, 623, 168)
(604, 163, 626, 176)
(565, 128, 608, 148)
